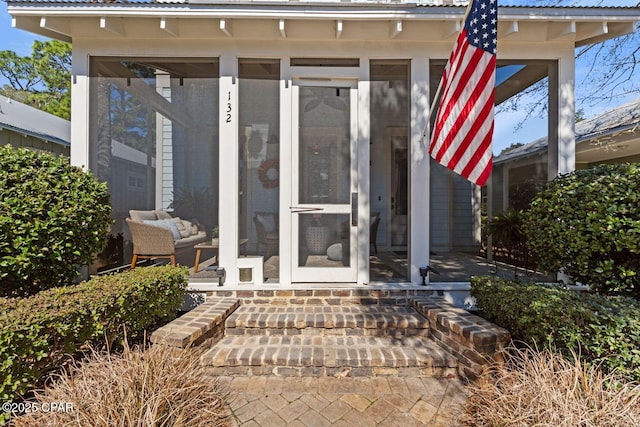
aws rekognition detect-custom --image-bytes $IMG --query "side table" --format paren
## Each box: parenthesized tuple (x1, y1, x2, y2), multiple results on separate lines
(193, 238, 249, 273)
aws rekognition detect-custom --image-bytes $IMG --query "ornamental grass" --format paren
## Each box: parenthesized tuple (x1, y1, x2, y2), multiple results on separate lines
(459, 345, 640, 427)
(13, 343, 231, 427)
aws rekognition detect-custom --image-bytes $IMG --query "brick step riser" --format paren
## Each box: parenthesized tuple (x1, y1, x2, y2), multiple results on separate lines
(202, 335, 460, 379)
(214, 357, 444, 370)
(205, 349, 454, 370)
(205, 290, 436, 307)
(238, 298, 413, 306)
(225, 309, 430, 329)
(225, 327, 430, 338)
(205, 365, 459, 378)
(227, 319, 430, 329)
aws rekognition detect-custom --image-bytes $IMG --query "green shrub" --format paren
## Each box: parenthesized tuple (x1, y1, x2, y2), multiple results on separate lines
(0, 266, 188, 423)
(0, 145, 112, 296)
(523, 163, 640, 299)
(471, 276, 640, 382)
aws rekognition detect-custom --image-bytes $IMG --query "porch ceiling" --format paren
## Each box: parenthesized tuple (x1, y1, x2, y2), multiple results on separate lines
(7, 4, 639, 46)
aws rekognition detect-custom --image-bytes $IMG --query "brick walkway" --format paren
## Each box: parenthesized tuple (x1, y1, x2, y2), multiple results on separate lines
(220, 375, 469, 426)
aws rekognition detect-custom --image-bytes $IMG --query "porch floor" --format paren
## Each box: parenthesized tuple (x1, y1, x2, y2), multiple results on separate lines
(187, 250, 554, 286)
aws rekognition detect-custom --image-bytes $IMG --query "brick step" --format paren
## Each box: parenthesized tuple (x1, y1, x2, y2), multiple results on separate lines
(225, 305, 429, 337)
(206, 289, 435, 306)
(150, 298, 240, 348)
(201, 335, 459, 378)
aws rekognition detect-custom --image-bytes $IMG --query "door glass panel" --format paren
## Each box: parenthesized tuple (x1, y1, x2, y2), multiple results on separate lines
(89, 57, 219, 273)
(298, 86, 351, 205)
(369, 60, 410, 282)
(238, 59, 280, 282)
(298, 213, 351, 268)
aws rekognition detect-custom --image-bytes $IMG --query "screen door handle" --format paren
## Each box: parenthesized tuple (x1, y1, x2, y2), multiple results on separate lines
(290, 207, 324, 214)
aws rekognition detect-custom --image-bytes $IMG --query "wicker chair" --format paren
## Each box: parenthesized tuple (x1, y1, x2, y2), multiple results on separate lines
(126, 218, 177, 267)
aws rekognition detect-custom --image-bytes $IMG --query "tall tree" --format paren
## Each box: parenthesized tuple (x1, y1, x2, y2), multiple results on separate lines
(499, 0, 640, 123)
(0, 40, 71, 120)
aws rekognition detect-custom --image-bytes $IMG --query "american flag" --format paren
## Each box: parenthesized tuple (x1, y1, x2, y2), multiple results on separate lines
(429, 0, 497, 186)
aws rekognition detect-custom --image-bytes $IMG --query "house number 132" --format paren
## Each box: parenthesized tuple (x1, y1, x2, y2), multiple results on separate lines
(226, 92, 232, 123)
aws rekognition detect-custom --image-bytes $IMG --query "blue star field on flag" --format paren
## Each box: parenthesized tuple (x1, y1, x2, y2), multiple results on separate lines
(465, 0, 497, 55)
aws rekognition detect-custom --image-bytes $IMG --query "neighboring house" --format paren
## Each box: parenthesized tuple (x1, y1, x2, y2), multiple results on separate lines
(0, 95, 70, 156)
(6, 0, 639, 286)
(491, 98, 640, 213)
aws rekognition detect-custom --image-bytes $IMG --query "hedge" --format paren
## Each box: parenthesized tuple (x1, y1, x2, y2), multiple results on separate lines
(471, 276, 640, 382)
(523, 163, 640, 299)
(0, 266, 188, 422)
(0, 145, 113, 296)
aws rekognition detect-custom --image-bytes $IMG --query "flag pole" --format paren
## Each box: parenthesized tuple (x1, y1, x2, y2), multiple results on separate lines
(418, 0, 476, 145)
(418, 79, 444, 145)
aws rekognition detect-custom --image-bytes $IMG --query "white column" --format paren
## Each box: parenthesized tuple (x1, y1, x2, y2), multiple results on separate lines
(503, 164, 510, 212)
(472, 184, 482, 246)
(557, 49, 576, 175)
(548, 50, 575, 179)
(279, 58, 292, 285)
(70, 47, 89, 170)
(155, 72, 173, 211)
(218, 54, 239, 285)
(357, 60, 370, 286)
(554, 49, 576, 283)
(486, 173, 494, 261)
(410, 57, 431, 284)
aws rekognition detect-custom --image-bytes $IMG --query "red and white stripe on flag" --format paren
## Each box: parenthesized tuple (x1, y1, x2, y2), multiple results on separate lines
(429, 0, 497, 186)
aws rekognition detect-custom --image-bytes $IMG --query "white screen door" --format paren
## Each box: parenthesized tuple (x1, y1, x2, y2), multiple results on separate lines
(291, 80, 358, 282)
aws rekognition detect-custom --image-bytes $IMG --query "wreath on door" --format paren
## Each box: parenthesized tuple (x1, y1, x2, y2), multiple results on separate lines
(258, 159, 279, 189)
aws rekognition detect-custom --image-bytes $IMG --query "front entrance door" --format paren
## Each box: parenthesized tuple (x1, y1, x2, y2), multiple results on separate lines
(290, 80, 358, 282)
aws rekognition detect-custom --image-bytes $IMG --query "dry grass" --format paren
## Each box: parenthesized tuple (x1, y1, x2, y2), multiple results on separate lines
(459, 345, 640, 427)
(14, 343, 231, 427)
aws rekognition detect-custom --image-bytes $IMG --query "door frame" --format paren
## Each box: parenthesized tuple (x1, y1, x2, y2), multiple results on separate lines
(279, 61, 371, 285)
(290, 80, 358, 283)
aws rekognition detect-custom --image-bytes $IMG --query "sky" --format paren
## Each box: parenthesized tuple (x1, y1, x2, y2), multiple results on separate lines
(1, 0, 638, 154)
(492, 0, 639, 153)
(1, 2, 47, 56)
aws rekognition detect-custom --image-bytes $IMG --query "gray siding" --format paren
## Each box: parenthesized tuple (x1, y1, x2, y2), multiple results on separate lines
(430, 161, 450, 251)
(430, 160, 480, 252)
(1, 131, 69, 156)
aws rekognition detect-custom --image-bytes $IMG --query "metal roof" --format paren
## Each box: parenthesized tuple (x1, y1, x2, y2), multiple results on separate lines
(7, 0, 638, 47)
(494, 98, 640, 165)
(3, 0, 639, 8)
(0, 96, 71, 148)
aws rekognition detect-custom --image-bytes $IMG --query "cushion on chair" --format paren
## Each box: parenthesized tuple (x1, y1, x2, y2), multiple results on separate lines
(187, 221, 200, 235)
(256, 213, 276, 234)
(143, 219, 182, 241)
(182, 219, 199, 236)
(174, 231, 208, 248)
(171, 217, 193, 238)
(129, 210, 158, 222)
(155, 210, 173, 220)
